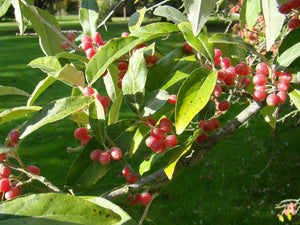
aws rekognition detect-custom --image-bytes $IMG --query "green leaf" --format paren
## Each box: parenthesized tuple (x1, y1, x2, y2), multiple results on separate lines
(175, 68, 218, 135)
(277, 42, 300, 69)
(27, 76, 56, 106)
(128, 7, 146, 32)
(29, 56, 62, 75)
(0, 146, 12, 155)
(0, 0, 11, 18)
(246, 0, 261, 29)
(0, 106, 42, 125)
(153, 5, 188, 25)
(108, 92, 123, 125)
(86, 36, 140, 85)
(289, 89, 300, 111)
(261, 106, 277, 129)
(122, 45, 154, 115)
(20, 96, 93, 139)
(70, 111, 89, 124)
(0, 193, 121, 225)
(139, 153, 162, 175)
(129, 124, 150, 157)
(55, 64, 85, 88)
(197, 100, 216, 121)
(11, 0, 29, 34)
(142, 90, 169, 117)
(178, 22, 214, 62)
(261, 0, 285, 51)
(79, 0, 99, 36)
(0, 85, 30, 97)
(103, 64, 121, 102)
(278, 214, 284, 222)
(84, 197, 137, 225)
(184, 0, 218, 36)
(240, 0, 247, 29)
(89, 96, 106, 145)
(55, 52, 89, 64)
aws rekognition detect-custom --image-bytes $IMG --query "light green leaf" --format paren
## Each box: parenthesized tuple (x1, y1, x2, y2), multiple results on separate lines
(11, 0, 29, 34)
(20, 96, 93, 139)
(153, 5, 188, 25)
(55, 64, 85, 88)
(175, 68, 218, 135)
(27, 76, 56, 106)
(178, 22, 214, 62)
(55, 52, 89, 64)
(289, 89, 300, 111)
(108, 92, 123, 125)
(277, 42, 300, 69)
(103, 64, 121, 102)
(246, 0, 261, 29)
(184, 0, 218, 36)
(79, 0, 99, 36)
(89, 96, 106, 145)
(129, 124, 149, 157)
(261, 105, 277, 129)
(0, 0, 11, 18)
(139, 153, 162, 175)
(70, 111, 89, 124)
(0, 85, 30, 97)
(0, 193, 121, 225)
(128, 7, 146, 32)
(0, 106, 42, 125)
(262, 0, 285, 51)
(142, 90, 169, 117)
(29, 56, 62, 75)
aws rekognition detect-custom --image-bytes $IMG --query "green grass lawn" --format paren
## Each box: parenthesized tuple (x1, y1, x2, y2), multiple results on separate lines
(0, 17, 299, 225)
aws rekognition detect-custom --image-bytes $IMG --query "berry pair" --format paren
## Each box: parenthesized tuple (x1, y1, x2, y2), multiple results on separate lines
(90, 147, 122, 166)
(197, 118, 220, 143)
(74, 127, 92, 146)
(127, 192, 152, 206)
(122, 167, 138, 184)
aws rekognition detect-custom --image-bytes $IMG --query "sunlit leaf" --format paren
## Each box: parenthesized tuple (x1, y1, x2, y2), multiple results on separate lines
(153, 5, 188, 25)
(0, 85, 30, 97)
(89, 97, 106, 145)
(128, 7, 146, 32)
(79, 0, 98, 36)
(289, 89, 300, 111)
(0, 106, 42, 125)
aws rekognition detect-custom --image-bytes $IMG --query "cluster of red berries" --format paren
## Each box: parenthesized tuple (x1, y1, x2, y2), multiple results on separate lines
(196, 118, 220, 143)
(127, 192, 152, 206)
(278, 0, 300, 29)
(82, 86, 111, 114)
(60, 32, 76, 50)
(74, 127, 92, 146)
(80, 32, 107, 60)
(122, 167, 138, 184)
(90, 147, 122, 166)
(145, 117, 177, 154)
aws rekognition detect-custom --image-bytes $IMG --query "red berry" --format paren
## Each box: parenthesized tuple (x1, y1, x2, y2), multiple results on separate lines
(0, 166, 11, 178)
(145, 136, 156, 147)
(266, 93, 279, 106)
(253, 74, 267, 86)
(122, 167, 130, 177)
(234, 64, 245, 75)
(277, 91, 287, 104)
(203, 120, 215, 131)
(277, 82, 290, 92)
(83, 87, 94, 97)
(288, 18, 300, 29)
(211, 118, 220, 129)
(144, 117, 157, 128)
(221, 57, 231, 69)
(110, 147, 122, 160)
(101, 70, 108, 78)
(81, 135, 92, 146)
(117, 62, 128, 71)
(140, 192, 152, 206)
(118, 70, 127, 79)
(241, 77, 252, 87)
(218, 100, 230, 111)
(90, 150, 103, 161)
(288, 0, 300, 9)
(165, 135, 177, 148)
(150, 138, 165, 152)
(159, 118, 172, 133)
(183, 42, 193, 52)
(5, 187, 19, 200)
(61, 41, 70, 50)
(99, 96, 111, 108)
(168, 94, 177, 104)
(99, 152, 111, 165)
(198, 120, 205, 128)
(196, 133, 208, 143)
(27, 165, 40, 176)
(128, 193, 140, 206)
(150, 128, 165, 140)
(0, 153, 7, 161)
(12, 182, 22, 195)
(148, 55, 158, 65)
(254, 85, 267, 91)
(81, 35, 92, 43)
(86, 48, 97, 60)
(256, 63, 269, 75)
(117, 79, 122, 89)
(279, 72, 292, 83)
(239, 62, 249, 75)
(121, 32, 130, 37)
(126, 173, 138, 184)
(278, 3, 292, 14)
(81, 41, 93, 51)
(92, 32, 102, 45)
(66, 32, 76, 41)
(0, 179, 10, 192)
(212, 85, 222, 98)
(214, 49, 222, 59)
(74, 127, 88, 139)
(214, 57, 221, 67)
(217, 69, 227, 80)
(9, 129, 20, 144)
(253, 90, 267, 101)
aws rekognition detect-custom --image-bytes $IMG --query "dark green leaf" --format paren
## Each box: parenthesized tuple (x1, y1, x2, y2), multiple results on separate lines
(261, 105, 277, 129)
(0, 193, 121, 225)
(79, 0, 99, 36)
(0, 106, 42, 125)
(0, 85, 30, 97)
(108, 92, 123, 125)
(128, 7, 146, 32)
(197, 100, 216, 121)
(153, 5, 188, 25)
(20, 96, 93, 139)
(175, 68, 217, 134)
(89, 97, 106, 145)
(142, 90, 169, 117)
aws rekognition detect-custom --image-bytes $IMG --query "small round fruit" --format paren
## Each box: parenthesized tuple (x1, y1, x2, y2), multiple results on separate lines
(203, 120, 215, 131)
(61, 41, 70, 50)
(288, 18, 300, 30)
(288, 0, 300, 9)
(99, 152, 111, 165)
(278, 3, 292, 14)
(196, 133, 208, 143)
(0, 165, 11, 178)
(277, 91, 287, 104)
(214, 49, 222, 59)
(90, 150, 103, 161)
(66, 32, 76, 41)
(110, 147, 122, 160)
(125, 173, 138, 184)
(86, 48, 98, 60)
(128, 193, 141, 206)
(150, 138, 165, 152)
(117, 62, 128, 71)
(145, 136, 156, 147)
(221, 57, 231, 69)
(266, 93, 279, 106)
(165, 135, 177, 148)
(253, 90, 267, 101)
(81, 41, 93, 51)
(159, 118, 172, 133)
(27, 165, 40, 176)
(213, 85, 222, 98)
(255, 63, 269, 75)
(83, 86, 95, 97)
(74, 127, 88, 139)
(0, 153, 7, 161)
(218, 100, 230, 111)
(140, 192, 152, 206)
(81, 135, 92, 146)
(183, 42, 193, 52)
(253, 74, 267, 86)
(168, 95, 177, 104)
(279, 72, 292, 84)
(150, 128, 165, 140)
(81, 35, 92, 43)
(211, 118, 220, 129)
(9, 129, 20, 144)
(277, 82, 290, 92)
(0, 179, 10, 192)
(122, 167, 130, 177)
(217, 69, 227, 80)
(241, 77, 252, 87)
(144, 117, 157, 128)
(92, 32, 102, 45)
(5, 187, 19, 200)
(121, 32, 130, 37)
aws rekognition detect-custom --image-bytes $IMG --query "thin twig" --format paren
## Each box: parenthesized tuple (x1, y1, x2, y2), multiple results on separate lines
(97, 0, 125, 29)
(146, 0, 171, 12)
(138, 193, 159, 225)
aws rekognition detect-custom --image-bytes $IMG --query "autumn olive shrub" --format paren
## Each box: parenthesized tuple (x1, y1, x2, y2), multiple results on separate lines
(0, 0, 299, 224)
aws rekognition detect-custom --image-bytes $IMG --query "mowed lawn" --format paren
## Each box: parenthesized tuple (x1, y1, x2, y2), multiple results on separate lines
(0, 16, 299, 225)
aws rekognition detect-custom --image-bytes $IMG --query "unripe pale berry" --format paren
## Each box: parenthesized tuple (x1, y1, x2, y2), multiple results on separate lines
(99, 152, 111, 165)
(74, 127, 88, 139)
(218, 100, 230, 111)
(165, 135, 177, 148)
(90, 150, 103, 161)
(183, 42, 193, 52)
(140, 192, 152, 206)
(110, 147, 122, 160)
(27, 165, 40, 176)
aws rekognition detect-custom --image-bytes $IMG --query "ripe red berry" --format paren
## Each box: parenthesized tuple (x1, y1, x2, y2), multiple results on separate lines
(4, 187, 19, 200)
(145, 136, 156, 148)
(150, 128, 165, 140)
(211, 118, 220, 129)
(9, 129, 20, 144)
(126, 173, 138, 184)
(213, 85, 222, 98)
(110, 147, 122, 160)
(81, 41, 93, 51)
(254, 85, 267, 91)
(266, 93, 279, 106)
(99, 96, 111, 108)
(203, 120, 215, 131)
(144, 117, 157, 128)
(90, 150, 103, 161)
(168, 94, 177, 104)
(277, 91, 288, 104)
(0, 153, 7, 161)
(253, 90, 267, 101)
(234, 64, 245, 75)
(241, 77, 252, 87)
(27, 165, 40, 176)
(278, 3, 292, 14)
(217, 69, 227, 80)
(253, 74, 267, 86)
(127, 193, 141, 206)
(86, 48, 97, 60)
(66, 32, 76, 41)
(122, 167, 130, 177)
(81, 135, 92, 146)
(92, 32, 102, 45)
(0, 179, 10, 192)
(159, 118, 172, 133)
(196, 133, 208, 143)
(74, 127, 88, 139)
(255, 63, 269, 75)
(148, 55, 158, 65)
(239, 62, 249, 75)
(198, 120, 205, 128)
(214, 57, 221, 67)
(117, 62, 128, 71)
(221, 57, 231, 69)
(83, 86, 94, 97)
(61, 41, 70, 50)
(140, 192, 152, 206)
(150, 138, 165, 152)
(81, 35, 92, 43)
(288, 0, 300, 9)
(183, 42, 193, 52)
(165, 135, 177, 148)
(277, 82, 290, 92)
(288, 18, 300, 29)
(218, 100, 230, 111)
(279, 72, 292, 84)
(101, 70, 108, 78)
(117, 79, 122, 89)
(118, 70, 127, 79)
(0, 166, 11, 178)
(99, 152, 111, 165)
(214, 49, 222, 59)
(12, 182, 22, 195)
